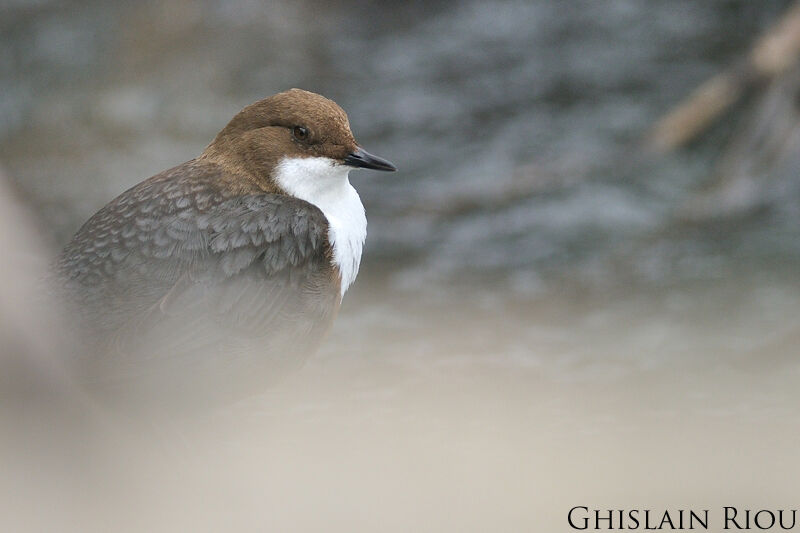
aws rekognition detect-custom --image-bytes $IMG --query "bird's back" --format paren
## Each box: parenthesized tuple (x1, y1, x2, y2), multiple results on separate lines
(56, 159, 341, 408)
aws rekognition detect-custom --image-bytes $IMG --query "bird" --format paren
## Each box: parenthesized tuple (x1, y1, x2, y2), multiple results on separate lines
(55, 88, 396, 408)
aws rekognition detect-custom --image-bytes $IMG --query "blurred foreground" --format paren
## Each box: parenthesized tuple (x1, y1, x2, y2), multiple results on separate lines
(8, 358, 800, 532)
(2, 174, 799, 531)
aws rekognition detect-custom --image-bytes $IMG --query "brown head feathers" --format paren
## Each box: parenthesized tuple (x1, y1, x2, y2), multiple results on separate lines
(202, 89, 359, 189)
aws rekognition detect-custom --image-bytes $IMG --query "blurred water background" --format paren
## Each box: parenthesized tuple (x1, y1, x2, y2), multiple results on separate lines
(3, 0, 799, 365)
(2, 1, 800, 531)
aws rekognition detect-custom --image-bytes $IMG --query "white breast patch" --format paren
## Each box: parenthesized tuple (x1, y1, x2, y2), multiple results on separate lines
(273, 156, 367, 297)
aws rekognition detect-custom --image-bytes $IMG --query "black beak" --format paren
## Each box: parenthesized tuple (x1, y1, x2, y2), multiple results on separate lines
(344, 147, 397, 172)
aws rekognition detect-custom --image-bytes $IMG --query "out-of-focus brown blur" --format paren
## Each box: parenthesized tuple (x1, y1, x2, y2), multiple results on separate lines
(2, 1, 799, 531)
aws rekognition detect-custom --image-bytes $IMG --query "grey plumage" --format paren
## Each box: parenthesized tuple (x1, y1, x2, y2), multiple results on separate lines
(56, 160, 341, 407)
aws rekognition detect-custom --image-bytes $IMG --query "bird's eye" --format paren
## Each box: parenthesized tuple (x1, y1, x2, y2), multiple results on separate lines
(292, 126, 309, 142)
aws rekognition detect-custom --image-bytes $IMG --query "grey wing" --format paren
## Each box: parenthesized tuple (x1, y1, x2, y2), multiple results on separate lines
(59, 191, 340, 402)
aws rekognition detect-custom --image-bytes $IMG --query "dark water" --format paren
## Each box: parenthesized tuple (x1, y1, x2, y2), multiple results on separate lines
(1, 0, 798, 365)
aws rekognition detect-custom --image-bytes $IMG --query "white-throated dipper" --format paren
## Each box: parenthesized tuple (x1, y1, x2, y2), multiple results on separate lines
(56, 89, 396, 407)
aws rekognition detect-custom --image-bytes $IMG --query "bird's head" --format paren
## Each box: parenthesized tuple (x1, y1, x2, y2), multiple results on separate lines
(204, 88, 395, 194)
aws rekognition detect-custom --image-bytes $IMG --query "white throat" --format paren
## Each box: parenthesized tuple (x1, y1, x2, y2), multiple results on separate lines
(273, 156, 366, 297)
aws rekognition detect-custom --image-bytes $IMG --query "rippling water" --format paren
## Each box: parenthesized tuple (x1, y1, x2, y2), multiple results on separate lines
(2, 1, 799, 360)
(1, 4, 795, 257)
(0, 2, 797, 359)
(2, 0, 798, 356)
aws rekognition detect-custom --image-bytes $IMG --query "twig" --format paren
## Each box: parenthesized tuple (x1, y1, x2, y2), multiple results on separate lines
(646, 0, 800, 153)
